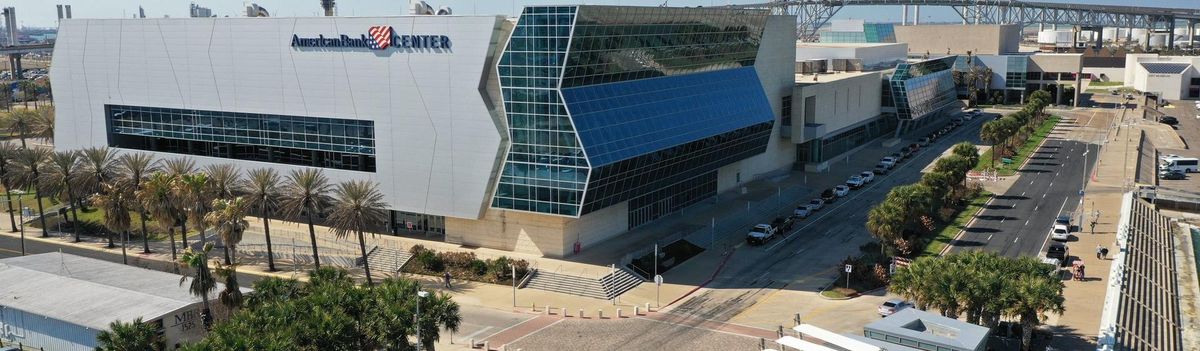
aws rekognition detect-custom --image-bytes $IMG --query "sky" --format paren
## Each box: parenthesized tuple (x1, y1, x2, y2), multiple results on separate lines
(8, 0, 1200, 28)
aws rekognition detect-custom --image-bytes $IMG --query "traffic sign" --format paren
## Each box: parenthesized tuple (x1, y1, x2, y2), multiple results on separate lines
(844, 264, 852, 273)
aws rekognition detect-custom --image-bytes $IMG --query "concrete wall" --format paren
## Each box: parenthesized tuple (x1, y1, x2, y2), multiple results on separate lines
(792, 72, 883, 137)
(50, 16, 509, 220)
(894, 24, 1020, 55)
(794, 43, 906, 68)
(1028, 53, 1083, 74)
(1083, 67, 1125, 83)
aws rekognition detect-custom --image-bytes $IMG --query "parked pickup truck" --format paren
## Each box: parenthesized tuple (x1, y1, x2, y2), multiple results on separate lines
(745, 224, 778, 245)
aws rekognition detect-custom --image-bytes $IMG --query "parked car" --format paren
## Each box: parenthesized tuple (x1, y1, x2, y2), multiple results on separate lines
(878, 299, 910, 317)
(1055, 215, 1071, 229)
(1160, 116, 1179, 125)
(834, 185, 850, 197)
(1046, 242, 1069, 266)
(772, 215, 796, 231)
(880, 157, 898, 169)
(1050, 224, 1070, 241)
(859, 171, 875, 183)
(951, 117, 964, 125)
(846, 175, 865, 189)
(808, 198, 824, 211)
(745, 223, 778, 245)
(892, 151, 907, 161)
(909, 143, 921, 153)
(873, 164, 889, 175)
(898, 148, 912, 159)
(1161, 170, 1187, 180)
(794, 206, 811, 219)
(821, 188, 837, 202)
(918, 137, 932, 146)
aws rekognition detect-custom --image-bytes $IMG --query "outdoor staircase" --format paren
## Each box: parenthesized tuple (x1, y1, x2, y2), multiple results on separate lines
(364, 247, 413, 275)
(524, 267, 644, 300)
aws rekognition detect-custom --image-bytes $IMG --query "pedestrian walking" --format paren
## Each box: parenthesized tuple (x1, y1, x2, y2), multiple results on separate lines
(443, 271, 452, 289)
(1101, 247, 1109, 259)
(1096, 245, 1103, 259)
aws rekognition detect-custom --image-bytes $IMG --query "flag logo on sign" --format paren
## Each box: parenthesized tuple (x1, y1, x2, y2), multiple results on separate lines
(367, 25, 393, 50)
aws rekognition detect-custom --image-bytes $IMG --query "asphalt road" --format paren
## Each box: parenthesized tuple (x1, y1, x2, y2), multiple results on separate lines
(660, 113, 994, 328)
(949, 115, 1097, 258)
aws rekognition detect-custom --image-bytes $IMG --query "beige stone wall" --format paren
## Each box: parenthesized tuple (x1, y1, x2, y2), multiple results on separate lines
(894, 24, 1020, 55)
(1028, 53, 1082, 73)
(446, 209, 570, 257)
(792, 72, 884, 135)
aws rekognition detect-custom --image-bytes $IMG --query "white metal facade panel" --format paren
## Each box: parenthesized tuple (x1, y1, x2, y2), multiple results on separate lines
(50, 16, 507, 219)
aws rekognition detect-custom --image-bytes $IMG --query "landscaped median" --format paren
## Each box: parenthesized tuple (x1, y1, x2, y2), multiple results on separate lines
(976, 115, 1061, 176)
(921, 190, 993, 257)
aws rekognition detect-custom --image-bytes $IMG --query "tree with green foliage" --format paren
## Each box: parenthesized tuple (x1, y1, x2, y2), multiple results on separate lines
(43, 150, 83, 241)
(8, 147, 50, 236)
(95, 318, 163, 351)
(118, 153, 158, 253)
(138, 172, 181, 262)
(0, 142, 18, 232)
(327, 180, 389, 285)
(5, 108, 37, 149)
(242, 168, 281, 271)
(181, 267, 462, 350)
(32, 105, 53, 143)
(280, 168, 332, 269)
(91, 182, 133, 263)
(179, 243, 217, 330)
(206, 197, 250, 265)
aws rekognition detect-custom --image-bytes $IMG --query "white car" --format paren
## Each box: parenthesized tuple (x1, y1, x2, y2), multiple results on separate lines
(793, 206, 811, 219)
(878, 299, 910, 317)
(808, 199, 824, 212)
(1050, 224, 1070, 241)
(880, 157, 898, 169)
(846, 175, 865, 189)
(834, 185, 850, 197)
(859, 171, 874, 183)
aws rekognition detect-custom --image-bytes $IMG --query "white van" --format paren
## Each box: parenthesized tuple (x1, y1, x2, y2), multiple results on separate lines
(1160, 157, 1199, 173)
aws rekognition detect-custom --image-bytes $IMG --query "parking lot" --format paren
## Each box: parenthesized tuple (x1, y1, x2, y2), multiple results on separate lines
(1154, 100, 1200, 190)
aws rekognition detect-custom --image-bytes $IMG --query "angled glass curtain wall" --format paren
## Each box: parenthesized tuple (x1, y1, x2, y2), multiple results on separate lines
(493, 6, 588, 216)
(890, 56, 958, 120)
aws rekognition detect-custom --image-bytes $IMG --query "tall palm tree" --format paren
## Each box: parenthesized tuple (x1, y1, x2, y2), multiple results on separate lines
(952, 142, 980, 168)
(979, 120, 1004, 169)
(242, 168, 281, 271)
(5, 108, 37, 149)
(95, 318, 163, 351)
(44, 150, 83, 241)
(17, 80, 37, 108)
(32, 105, 53, 144)
(204, 163, 241, 199)
(118, 153, 158, 253)
(92, 183, 133, 263)
(327, 180, 389, 285)
(8, 147, 50, 236)
(206, 197, 249, 265)
(1007, 266, 1065, 351)
(280, 168, 332, 269)
(80, 146, 120, 199)
(214, 261, 244, 312)
(0, 142, 17, 232)
(138, 172, 180, 262)
(175, 173, 212, 248)
(163, 157, 196, 247)
(179, 243, 217, 331)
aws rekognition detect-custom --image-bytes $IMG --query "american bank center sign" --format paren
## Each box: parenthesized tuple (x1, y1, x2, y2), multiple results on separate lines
(291, 25, 451, 50)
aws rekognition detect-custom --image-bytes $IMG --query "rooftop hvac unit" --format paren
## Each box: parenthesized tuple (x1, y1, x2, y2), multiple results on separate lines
(796, 59, 828, 75)
(830, 59, 863, 72)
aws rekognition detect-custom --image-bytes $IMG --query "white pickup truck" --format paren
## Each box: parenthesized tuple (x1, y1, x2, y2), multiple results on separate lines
(745, 224, 778, 245)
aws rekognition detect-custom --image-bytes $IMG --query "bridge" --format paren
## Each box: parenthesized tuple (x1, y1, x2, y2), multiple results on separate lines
(734, 0, 1200, 44)
(0, 43, 52, 55)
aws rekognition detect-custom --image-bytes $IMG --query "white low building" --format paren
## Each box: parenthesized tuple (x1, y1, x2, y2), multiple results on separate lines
(1124, 54, 1200, 100)
(0, 253, 246, 350)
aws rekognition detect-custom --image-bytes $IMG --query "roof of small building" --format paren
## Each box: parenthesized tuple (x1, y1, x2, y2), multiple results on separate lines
(1140, 62, 1192, 74)
(863, 308, 991, 350)
(795, 70, 882, 87)
(0, 252, 240, 331)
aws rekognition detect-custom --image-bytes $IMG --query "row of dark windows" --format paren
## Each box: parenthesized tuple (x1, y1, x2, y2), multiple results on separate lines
(111, 134, 376, 172)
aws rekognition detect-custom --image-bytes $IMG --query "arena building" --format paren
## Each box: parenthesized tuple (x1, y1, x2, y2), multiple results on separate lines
(51, 6, 798, 257)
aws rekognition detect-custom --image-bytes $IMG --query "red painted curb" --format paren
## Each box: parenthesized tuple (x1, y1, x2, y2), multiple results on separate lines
(664, 247, 736, 308)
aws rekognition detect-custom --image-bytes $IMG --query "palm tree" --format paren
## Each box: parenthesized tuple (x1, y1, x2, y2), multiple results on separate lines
(243, 168, 281, 271)
(179, 243, 217, 331)
(214, 262, 244, 312)
(118, 153, 158, 253)
(866, 200, 905, 255)
(18, 80, 37, 108)
(979, 120, 1004, 168)
(5, 108, 37, 149)
(43, 150, 83, 241)
(206, 197, 249, 265)
(163, 157, 196, 247)
(280, 168, 332, 269)
(95, 318, 163, 351)
(80, 146, 120, 200)
(1007, 265, 1065, 351)
(204, 163, 241, 199)
(175, 173, 212, 248)
(32, 105, 53, 144)
(952, 142, 980, 168)
(327, 180, 389, 285)
(0, 142, 17, 232)
(92, 183, 133, 263)
(8, 147, 50, 236)
(138, 173, 180, 262)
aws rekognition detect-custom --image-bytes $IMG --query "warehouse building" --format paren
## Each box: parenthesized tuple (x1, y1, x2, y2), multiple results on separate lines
(0, 253, 242, 350)
(51, 6, 798, 257)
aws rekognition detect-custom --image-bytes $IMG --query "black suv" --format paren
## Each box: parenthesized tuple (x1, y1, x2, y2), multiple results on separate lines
(820, 188, 837, 203)
(1046, 242, 1069, 266)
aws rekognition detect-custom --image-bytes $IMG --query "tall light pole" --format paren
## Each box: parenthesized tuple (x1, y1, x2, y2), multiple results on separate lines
(15, 190, 24, 255)
(416, 290, 429, 351)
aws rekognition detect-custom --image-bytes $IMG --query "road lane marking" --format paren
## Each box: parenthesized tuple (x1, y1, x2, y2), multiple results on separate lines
(987, 234, 993, 241)
(1021, 191, 1026, 196)
(0, 246, 21, 255)
(1025, 219, 1030, 226)
(1013, 237, 1019, 243)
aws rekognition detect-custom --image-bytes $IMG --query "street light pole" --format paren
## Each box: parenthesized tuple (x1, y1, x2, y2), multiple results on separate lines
(416, 290, 429, 351)
(17, 194, 24, 255)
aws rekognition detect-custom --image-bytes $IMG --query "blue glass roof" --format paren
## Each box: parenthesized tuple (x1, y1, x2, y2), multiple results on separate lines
(1140, 62, 1191, 74)
(561, 67, 774, 167)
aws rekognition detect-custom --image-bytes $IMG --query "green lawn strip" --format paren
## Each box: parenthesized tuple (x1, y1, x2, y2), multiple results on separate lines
(920, 191, 994, 257)
(1088, 81, 1124, 87)
(974, 115, 1061, 176)
(27, 207, 185, 241)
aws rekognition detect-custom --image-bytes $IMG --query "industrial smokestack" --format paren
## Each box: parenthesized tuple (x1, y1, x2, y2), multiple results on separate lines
(321, 0, 335, 16)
